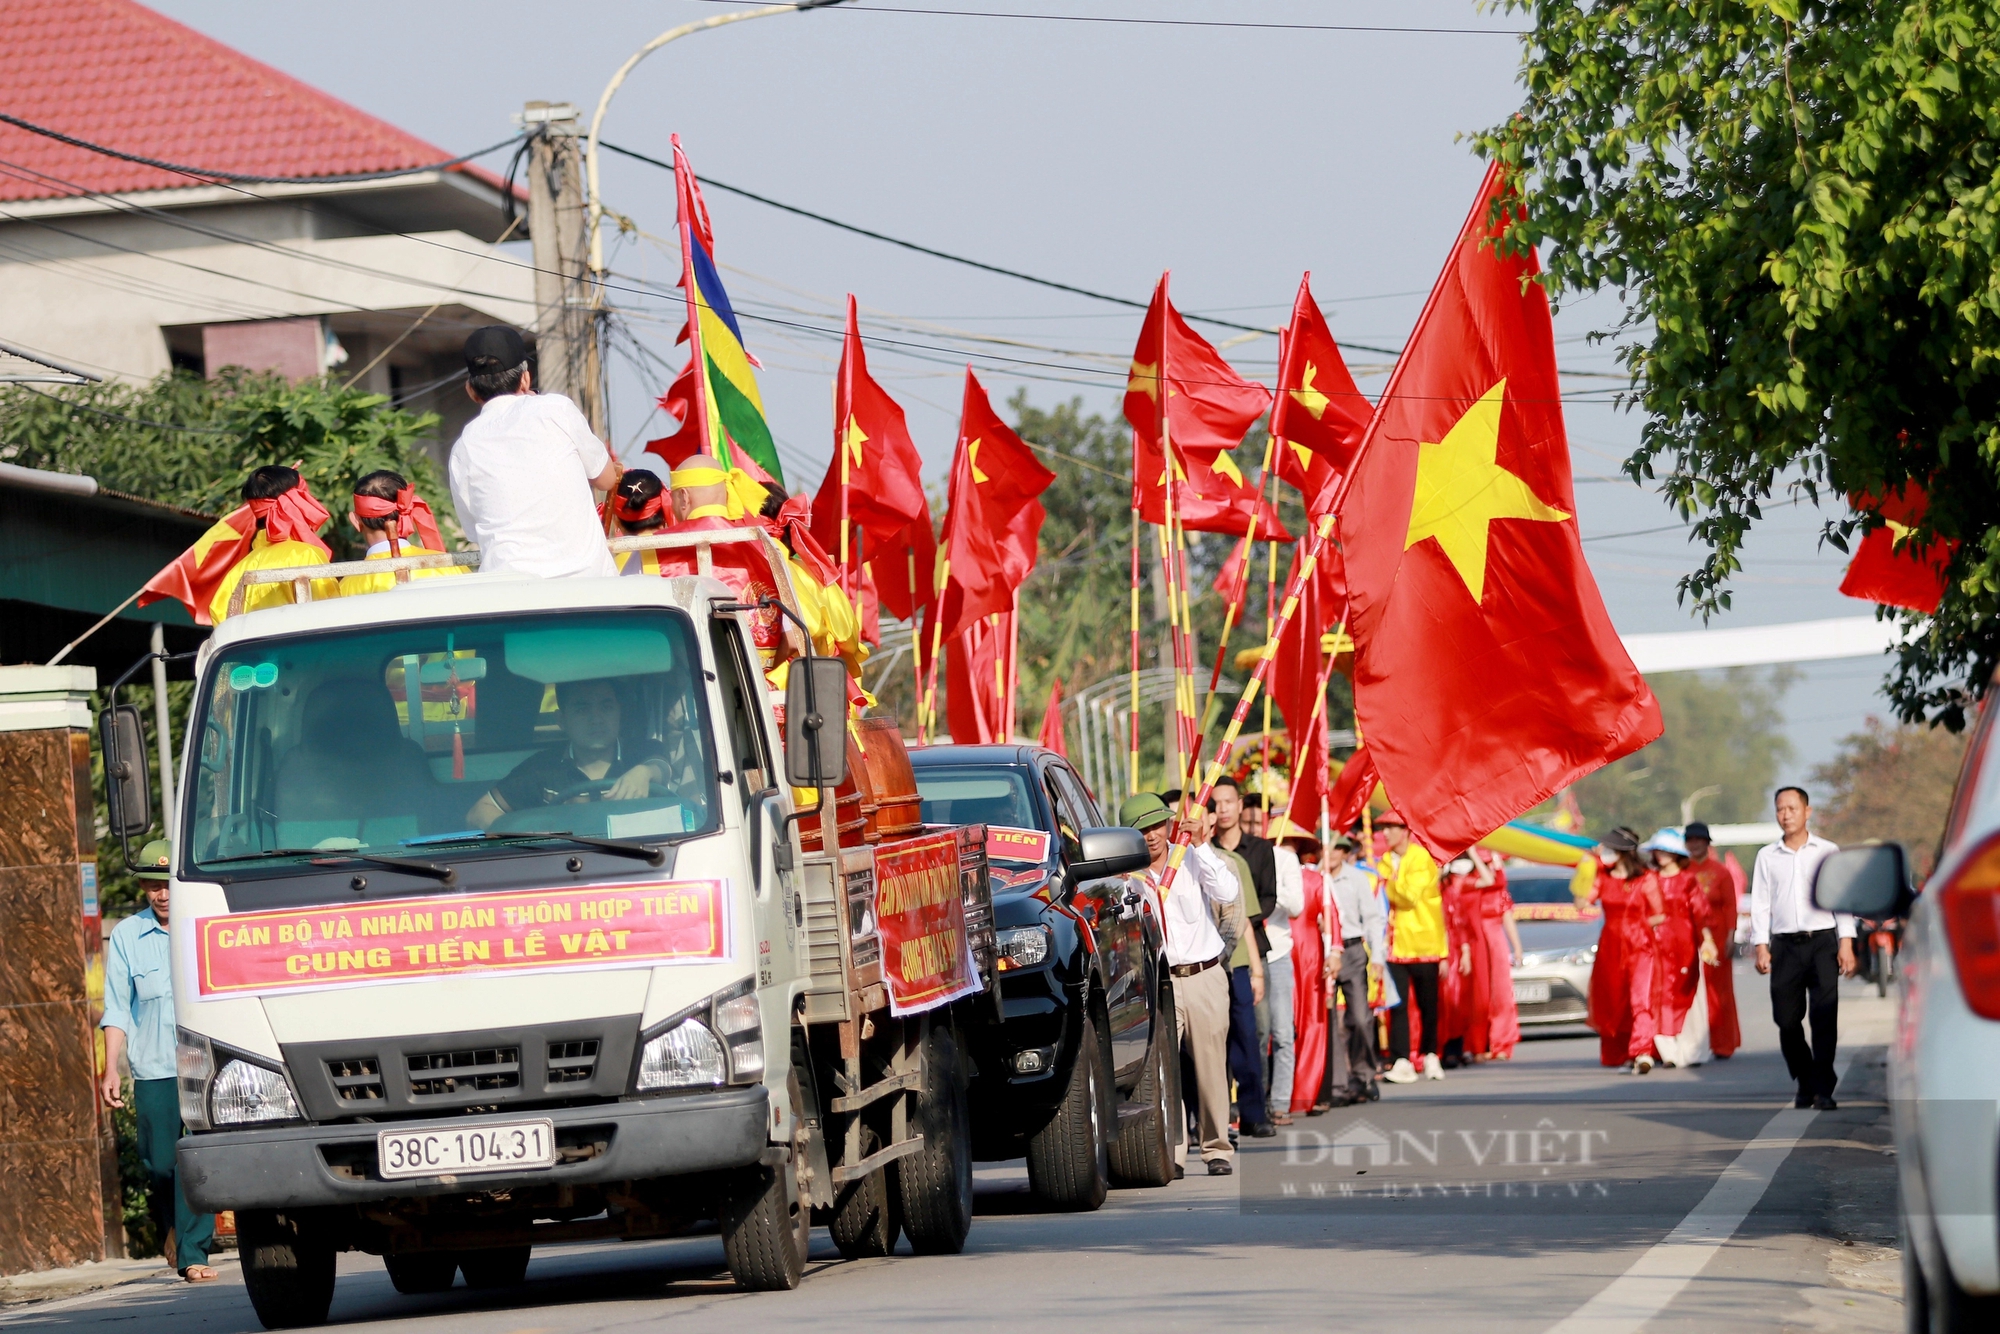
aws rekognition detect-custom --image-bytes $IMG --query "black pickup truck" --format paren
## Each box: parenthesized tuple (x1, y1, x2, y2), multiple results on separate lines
(908, 744, 1175, 1209)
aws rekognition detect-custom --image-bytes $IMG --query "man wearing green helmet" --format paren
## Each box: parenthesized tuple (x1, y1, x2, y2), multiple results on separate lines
(100, 840, 217, 1282)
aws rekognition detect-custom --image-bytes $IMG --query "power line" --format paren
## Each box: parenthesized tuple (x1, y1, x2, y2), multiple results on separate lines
(0, 111, 518, 186)
(687, 0, 1524, 36)
(6, 382, 233, 434)
(599, 139, 1403, 355)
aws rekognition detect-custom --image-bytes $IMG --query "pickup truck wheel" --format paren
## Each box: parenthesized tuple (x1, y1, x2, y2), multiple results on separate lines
(239, 1209, 336, 1330)
(721, 1073, 810, 1290)
(457, 1246, 530, 1290)
(1108, 1010, 1177, 1188)
(1026, 1014, 1111, 1212)
(383, 1253, 457, 1294)
(829, 1122, 901, 1259)
(897, 1024, 973, 1254)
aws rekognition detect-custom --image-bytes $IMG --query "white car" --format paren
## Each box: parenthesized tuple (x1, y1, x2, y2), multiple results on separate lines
(1815, 720, 2000, 1332)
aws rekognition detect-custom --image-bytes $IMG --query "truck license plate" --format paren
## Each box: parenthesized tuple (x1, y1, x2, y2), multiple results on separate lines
(1513, 980, 1552, 1005)
(377, 1119, 556, 1180)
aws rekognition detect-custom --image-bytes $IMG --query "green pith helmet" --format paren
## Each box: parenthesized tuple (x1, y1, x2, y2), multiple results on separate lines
(1118, 792, 1171, 832)
(133, 839, 172, 881)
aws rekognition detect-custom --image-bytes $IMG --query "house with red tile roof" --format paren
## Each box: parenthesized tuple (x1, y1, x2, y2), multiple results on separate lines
(0, 0, 535, 451)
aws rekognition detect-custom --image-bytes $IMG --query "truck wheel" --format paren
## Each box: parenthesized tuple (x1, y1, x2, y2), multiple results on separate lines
(897, 1024, 973, 1254)
(239, 1209, 336, 1330)
(1026, 1013, 1110, 1212)
(721, 1072, 810, 1290)
(1108, 1012, 1177, 1188)
(383, 1253, 456, 1294)
(829, 1122, 901, 1259)
(457, 1246, 530, 1290)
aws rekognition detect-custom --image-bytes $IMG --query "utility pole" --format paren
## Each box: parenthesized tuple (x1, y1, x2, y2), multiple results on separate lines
(522, 101, 605, 435)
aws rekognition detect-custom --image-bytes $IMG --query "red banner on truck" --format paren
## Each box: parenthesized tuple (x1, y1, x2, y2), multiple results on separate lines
(192, 881, 729, 997)
(985, 825, 1052, 864)
(874, 831, 981, 1015)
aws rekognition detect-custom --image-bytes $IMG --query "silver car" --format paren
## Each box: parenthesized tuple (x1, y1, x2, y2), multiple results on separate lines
(1815, 717, 2000, 1331)
(1506, 866, 1599, 1030)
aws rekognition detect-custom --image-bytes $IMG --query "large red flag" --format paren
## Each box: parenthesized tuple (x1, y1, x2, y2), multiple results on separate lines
(137, 484, 332, 627)
(1122, 273, 1272, 463)
(945, 612, 1011, 744)
(1338, 163, 1662, 857)
(1133, 430, 1292, 539)
(1271, 275, 1372, 480)
(1838, 483, 1954, 613)
(923, 370, 1055, 656)
(1268, 540, 1344, 836)
(811, 296, 932, 573)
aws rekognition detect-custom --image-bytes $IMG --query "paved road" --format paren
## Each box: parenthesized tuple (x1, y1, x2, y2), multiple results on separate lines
(7, 962, 1902, 1334)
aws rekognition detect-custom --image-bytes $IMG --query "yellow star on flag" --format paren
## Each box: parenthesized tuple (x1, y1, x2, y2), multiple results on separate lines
(842, 414, 867, 468)
(1885, 517, 1915, 550)
(1211, 452, 1245, 487)
(1127, 360, 1159, 401)
(1404, 379, 1569, 603)
(1290, 362, 1330, 421)
(965, 438, 991, 484)
(190, 517, 244, 566)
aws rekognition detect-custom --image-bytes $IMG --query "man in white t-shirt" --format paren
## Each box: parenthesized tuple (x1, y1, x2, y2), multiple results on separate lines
(447, 326, 620, 579)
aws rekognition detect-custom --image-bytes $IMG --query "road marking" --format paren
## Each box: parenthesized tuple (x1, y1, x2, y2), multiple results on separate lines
(1544, 1055, 1853, 1334)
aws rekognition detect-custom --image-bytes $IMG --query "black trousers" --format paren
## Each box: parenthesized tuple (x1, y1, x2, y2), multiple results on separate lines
(1770, 930, 1840, 1095)
(1388, 960, 1441, 1060)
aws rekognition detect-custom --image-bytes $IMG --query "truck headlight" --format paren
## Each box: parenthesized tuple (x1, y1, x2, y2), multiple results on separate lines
(996, 925, 1049, 971)
(713, 992, 763, 1083)
(177, 1032, 214, 1131)
(210, 1059, 303, 1126)
(635, 1019, 727, 1090)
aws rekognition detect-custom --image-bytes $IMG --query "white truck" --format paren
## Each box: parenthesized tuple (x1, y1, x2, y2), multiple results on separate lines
(105, 531, 998, 1327)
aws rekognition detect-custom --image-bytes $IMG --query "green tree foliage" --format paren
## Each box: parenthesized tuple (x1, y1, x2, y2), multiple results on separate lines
(1809, 716, 1967, 873)
(1476, 0, 2000, 727)
(0, 372, 450, 558)
(1571, 667, 1796, 834)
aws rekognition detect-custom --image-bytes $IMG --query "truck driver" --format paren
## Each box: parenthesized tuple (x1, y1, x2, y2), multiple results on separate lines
(464, 678, 673, 830)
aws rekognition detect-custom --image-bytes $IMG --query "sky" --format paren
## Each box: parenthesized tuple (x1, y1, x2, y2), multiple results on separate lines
(146, 0, 1894, 779)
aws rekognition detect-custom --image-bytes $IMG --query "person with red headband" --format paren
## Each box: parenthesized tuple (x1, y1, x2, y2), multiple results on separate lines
(208, 466, 339, 621)
(338, 470, 467, 596)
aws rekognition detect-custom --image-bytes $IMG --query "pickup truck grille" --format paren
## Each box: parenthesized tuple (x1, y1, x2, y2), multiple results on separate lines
(326, 1057, 385, 1104)
(546, 1039, 599, 1085)
(406, 1046, 521, 1097)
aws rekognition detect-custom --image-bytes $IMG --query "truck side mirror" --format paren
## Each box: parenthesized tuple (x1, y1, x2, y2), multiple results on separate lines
(1813, 844, 1909, 918)
(1069, 827, 1149, 881)
(99, 704, 152, 838)
(784, 657, 850, 789)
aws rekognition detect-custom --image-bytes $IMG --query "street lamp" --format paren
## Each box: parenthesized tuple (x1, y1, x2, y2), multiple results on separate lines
(1681, 785, 1722, 825)
(583, 0, 851, 283)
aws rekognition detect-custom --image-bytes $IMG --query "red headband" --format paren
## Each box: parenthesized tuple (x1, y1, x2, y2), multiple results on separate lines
(353, 485, 443, 553)
(614, 490, 668, 526)
(247, 482, 331, 553)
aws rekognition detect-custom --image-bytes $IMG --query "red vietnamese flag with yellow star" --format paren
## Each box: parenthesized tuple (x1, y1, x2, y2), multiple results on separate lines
(1338, 163, 1661, 857)
(1838, 483, 1954, 613)
(1271, 273, 1372, 514)
(810, 296, 931, 581)
(1123, 273, 1272, 463)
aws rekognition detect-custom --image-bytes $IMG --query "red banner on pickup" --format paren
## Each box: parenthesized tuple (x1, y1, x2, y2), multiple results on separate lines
(985, 825, 1051, 864)
(875, 831, 980, 1015)
(193, 881, 729, 997)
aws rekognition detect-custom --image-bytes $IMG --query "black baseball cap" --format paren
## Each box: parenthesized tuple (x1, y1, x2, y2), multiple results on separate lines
(464, 325, 529, 374)
(1684, 821, 1712, 842)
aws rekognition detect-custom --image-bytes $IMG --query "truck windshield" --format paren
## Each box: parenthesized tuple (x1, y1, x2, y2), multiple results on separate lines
(914, 766, 1040, 836)
(185, 609, 718, 873)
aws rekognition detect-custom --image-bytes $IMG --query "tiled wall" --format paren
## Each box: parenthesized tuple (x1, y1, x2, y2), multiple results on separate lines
(0, 727, 116, 1274)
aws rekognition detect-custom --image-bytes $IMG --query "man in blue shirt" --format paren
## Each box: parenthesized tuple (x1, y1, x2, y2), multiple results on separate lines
(100, 840, 216, 1283)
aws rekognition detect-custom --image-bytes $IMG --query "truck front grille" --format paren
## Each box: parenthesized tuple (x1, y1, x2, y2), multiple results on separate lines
(326, 1057, 385, 1103)
(406, 1046, 521, 1097)
(546, 1039, 599, 1086)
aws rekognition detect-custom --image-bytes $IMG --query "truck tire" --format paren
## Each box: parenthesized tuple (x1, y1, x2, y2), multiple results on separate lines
(1108, 1011, 1177, 1188)
(721, 1072, 811, 1290)
(457, 1246, 530, 1290)
(239, 1209, 336, 1330)
(383, 1253, 456, 1294)
(829, 1122, 900, 1259)
(897, 1024, 973, 1254)
(1026, 1013, 1111, 1212)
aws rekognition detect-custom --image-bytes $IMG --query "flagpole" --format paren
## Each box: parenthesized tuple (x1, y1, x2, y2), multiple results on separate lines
(1278, 635, 1338, 839)
(1007, 590, 1021, 738)
(908, 548, 924, 741)
(921, 559, 947, 743)
(1127, 465, 1142, 797)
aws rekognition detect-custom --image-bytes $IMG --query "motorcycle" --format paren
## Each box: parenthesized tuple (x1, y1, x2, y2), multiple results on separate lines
(1859, 917, 1902, 997)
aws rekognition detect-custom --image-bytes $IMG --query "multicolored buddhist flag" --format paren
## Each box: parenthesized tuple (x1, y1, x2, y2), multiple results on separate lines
(672, 135, 783, 484)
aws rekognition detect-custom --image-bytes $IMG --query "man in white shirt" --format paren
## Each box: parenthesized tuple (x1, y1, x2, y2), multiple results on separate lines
(1750, 786, 1856, 1109)
(1121, 792, 1238, 1176)
(446, 326, 621, 580)
(1264, 836, 1309, 1125)
(1324, 834, 1387, 1104)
